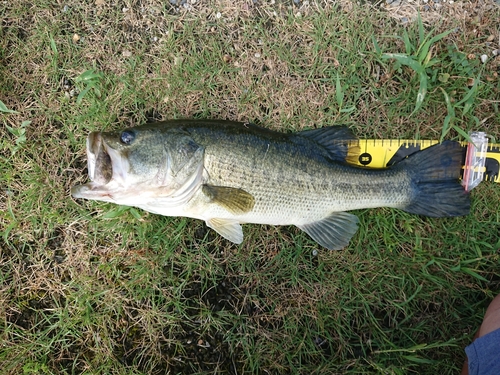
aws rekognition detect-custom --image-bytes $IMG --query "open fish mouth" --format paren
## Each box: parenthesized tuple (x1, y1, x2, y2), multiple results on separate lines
(85, 132, 130, 187)
(87, 132, 113, 185)
(71, 132, 130, 199)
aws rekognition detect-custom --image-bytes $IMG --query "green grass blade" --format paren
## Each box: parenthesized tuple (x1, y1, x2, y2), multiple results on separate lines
(440, 87, 454, 115)
(129, 208, 142, 220)
(101, 206, 128, 219)
(417, 28, 455, 64)
(460, 267, 489, 282)
(413, 73, 428, 114)
(402, 355, 436, 364)
(382, 54, 428, 114)
(440, 115, 453, 142)
(0, 100, 19, 114)
(76, 85, 92, 104)
(372, 35, 381, 55)
(340, 106, 356, 113)
(335, 74, 344, 108)
(456, 76, 480, 108)
(452, 125, 473, 143)
(381, 53, 425, 74)
(49, 35, 58, 54)
(76, 69, 102, 83)
(439, 88, 456, 141)
(403, 30, 412, 55)
(417, 12, 425, 45)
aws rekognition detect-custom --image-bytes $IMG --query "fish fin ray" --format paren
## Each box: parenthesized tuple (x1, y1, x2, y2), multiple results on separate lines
(298, 126, 359, 163)
(206, 218, 243, 244)
(399, 141, 470, 217)
(202, 185, 255, 214)
(298, 212, 359, 250)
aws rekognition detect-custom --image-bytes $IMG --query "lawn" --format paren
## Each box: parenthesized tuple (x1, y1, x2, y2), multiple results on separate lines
(1, 0, 500, 374)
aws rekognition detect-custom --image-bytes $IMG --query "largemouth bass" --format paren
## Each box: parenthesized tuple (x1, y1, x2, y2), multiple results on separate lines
(71, 120, 470, 250)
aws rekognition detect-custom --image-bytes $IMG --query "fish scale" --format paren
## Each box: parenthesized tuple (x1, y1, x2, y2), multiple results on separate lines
(202, 146, 402, 224)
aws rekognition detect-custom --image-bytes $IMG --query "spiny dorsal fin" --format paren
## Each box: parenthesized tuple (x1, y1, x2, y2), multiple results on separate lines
(297, 211, 359, 250)
(298, 126, 359, 164)
(202, 185, 255, 214)
(206, 218, 243, 244)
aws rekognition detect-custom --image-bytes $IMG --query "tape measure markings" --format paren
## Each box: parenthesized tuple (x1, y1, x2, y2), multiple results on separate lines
(348, 140, 500, 184)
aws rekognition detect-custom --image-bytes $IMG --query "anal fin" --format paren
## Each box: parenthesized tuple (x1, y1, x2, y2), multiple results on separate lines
(206, 218, 243, 244)
(298, 212, 359, 250)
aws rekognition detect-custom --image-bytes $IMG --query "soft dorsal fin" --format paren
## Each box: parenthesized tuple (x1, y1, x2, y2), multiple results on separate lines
(202, 185, 255, 214)
(298, 126, 359, 164)
(297, 211, 359, 250)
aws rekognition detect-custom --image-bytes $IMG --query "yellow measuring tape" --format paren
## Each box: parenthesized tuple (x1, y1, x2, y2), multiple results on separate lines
(348, 139, 500, 185)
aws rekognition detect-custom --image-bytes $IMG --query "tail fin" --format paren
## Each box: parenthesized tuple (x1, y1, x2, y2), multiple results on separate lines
(399, 141, 470, 217)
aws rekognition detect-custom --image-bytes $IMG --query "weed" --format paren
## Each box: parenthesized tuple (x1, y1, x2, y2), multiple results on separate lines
(0, 100, 19, 114)
(5, 120, 31, 155)
(374, 15, 456, 115)
(74, 69, 104, 105)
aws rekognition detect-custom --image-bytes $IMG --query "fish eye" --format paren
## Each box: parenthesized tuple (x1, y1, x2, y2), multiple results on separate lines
(120, 130, 135, 145)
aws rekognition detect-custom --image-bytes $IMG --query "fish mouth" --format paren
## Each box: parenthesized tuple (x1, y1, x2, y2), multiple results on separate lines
(87, 132, 113, 185)
(71, 132, 129, 199)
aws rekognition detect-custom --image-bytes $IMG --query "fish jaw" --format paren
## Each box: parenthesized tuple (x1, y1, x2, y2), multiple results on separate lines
(71, 180, 124, 202)
(72, 131, 134, 202)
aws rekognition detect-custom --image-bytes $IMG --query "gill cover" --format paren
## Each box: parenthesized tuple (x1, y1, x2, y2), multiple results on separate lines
(161, 135, 205, 192)
(131, 132, 206, 213)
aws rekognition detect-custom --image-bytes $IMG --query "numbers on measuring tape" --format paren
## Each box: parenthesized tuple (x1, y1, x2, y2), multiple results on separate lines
(348, 139, 500, 184)
(358, 153, 372, 165)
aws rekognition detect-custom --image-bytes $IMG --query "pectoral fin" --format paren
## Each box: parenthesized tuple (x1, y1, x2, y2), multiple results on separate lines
(298, 212, 359, 250)
(206, 218, 243, 244)
(202, 185, 255, 214)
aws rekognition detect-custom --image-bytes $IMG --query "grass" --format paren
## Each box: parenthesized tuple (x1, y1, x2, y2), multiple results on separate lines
(1, 0, 500, 374)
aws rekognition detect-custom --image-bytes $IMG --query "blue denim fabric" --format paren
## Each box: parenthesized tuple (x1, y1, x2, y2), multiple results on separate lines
(466, 327, 500, 375)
